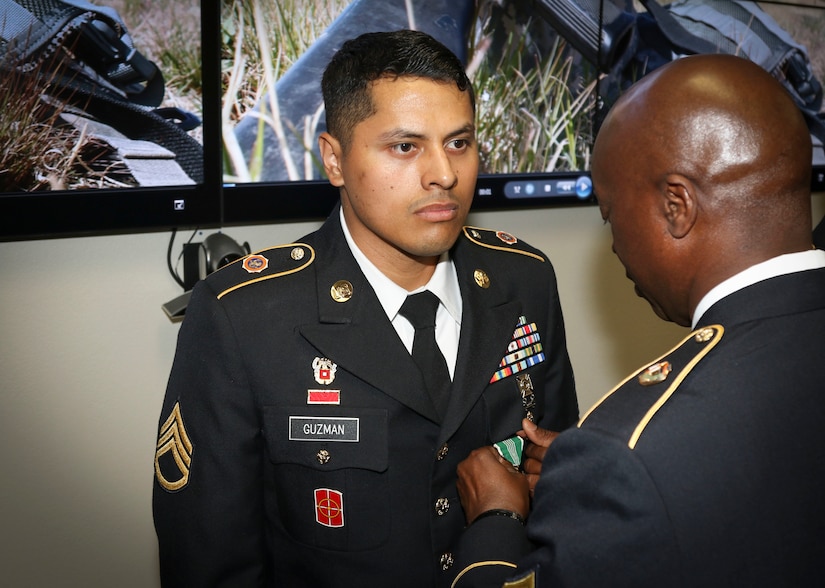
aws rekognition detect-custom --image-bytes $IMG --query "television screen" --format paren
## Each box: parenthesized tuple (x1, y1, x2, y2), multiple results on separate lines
(220, 0, 600, 226)
(220, 0, 825, 228)
(596, 0, 825, 190)
(0, 0, 220, 240)
(3, 1, 822, 240)
(726, 1, 825, 187)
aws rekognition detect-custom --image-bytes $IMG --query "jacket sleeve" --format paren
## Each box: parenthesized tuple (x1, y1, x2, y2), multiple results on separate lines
(450, 515, 534, 588)
(152, 280, 268, 586)
(525, 428, 681, 585)
(451, 428, 681, 588)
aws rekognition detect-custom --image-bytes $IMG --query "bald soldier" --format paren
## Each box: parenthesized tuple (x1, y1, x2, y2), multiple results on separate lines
(449, 54, 825, 587)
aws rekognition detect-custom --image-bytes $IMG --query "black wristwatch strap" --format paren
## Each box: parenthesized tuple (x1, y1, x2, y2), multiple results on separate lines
(472, 509, 526, 526)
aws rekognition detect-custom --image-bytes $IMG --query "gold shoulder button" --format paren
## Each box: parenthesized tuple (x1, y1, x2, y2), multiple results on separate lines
(215, 243, 316, 299)
(461, 226, 546, 262)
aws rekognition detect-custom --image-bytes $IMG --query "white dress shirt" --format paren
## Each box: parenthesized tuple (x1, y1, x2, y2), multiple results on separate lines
(340, 209, 462, 378)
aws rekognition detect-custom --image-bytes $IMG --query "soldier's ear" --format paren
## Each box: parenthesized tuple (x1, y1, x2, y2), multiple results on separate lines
(319, 132, 344, 187)
(663, 174, 698, 239)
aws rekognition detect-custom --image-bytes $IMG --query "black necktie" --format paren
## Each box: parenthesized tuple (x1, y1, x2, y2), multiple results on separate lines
(398, 291, 451, 419)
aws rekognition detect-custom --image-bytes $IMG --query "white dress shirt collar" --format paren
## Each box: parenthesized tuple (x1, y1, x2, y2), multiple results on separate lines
(692, 249, 825, 328)
(339, 207, 462, 324)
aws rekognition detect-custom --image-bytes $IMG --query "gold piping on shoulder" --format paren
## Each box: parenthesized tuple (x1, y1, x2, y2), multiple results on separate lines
(462, 226, 546, 262)
(628, 325, 723, 448)
(217, 243, 316, 299)
(155, 402, 194, 492)
(578, 325, 724, 450)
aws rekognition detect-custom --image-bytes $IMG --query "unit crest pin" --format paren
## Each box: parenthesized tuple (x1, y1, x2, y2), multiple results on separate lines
(243, 254, 268, 274)
(312, 357, 337, 385)
(638, 361, 672, 386)
(496, 231, 517, 245)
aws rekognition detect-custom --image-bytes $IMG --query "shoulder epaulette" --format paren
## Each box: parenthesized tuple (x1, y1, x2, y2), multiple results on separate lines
(579, 325, 724, 449)
(461, 226, 546, 262)
(210, 243, 315, 300)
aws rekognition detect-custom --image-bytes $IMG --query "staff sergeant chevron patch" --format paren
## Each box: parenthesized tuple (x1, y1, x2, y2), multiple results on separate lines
(155, 402, 194, 492)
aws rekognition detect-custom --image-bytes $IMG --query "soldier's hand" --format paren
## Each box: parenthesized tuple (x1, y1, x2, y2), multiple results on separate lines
(456, 446, 529, 525)
(518, 418, 560, 497)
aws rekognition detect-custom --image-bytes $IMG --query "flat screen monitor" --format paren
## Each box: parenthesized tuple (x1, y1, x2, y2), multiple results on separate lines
(219, 0, 825, 229)
(597, 0, 825, 190)
(0, 0, 221, 240)
(220, 0, 601, 226)
(3, 1, 822, 240)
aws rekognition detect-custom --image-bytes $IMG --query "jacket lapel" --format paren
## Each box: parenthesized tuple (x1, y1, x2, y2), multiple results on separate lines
(296, 211, 536, 429)
(438, 242, 523, 443)
(298, 211, 441, 422)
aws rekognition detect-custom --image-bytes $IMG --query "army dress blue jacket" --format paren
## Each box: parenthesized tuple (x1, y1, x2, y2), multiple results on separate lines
(451, 267, 825, 587)
(153, 207, 578, 587)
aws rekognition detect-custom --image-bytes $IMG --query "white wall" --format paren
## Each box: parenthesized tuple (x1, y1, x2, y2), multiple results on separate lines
(1, 194, 823, 586)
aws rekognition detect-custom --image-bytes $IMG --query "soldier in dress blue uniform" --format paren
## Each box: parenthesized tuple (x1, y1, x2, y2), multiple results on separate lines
(450, 54, 825, 587)
(152, 30, 578, 587)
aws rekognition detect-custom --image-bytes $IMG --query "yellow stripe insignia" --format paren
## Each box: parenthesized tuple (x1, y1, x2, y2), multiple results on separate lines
(154, 402, 194, 492)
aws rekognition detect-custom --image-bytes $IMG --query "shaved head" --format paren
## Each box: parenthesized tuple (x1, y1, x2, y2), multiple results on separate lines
(606, 53, 811, 199)
(592, 54, 813, 326)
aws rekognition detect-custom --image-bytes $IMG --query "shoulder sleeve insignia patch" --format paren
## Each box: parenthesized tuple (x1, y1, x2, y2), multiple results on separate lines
(579, 325, 724, 449)
(154, 402, 193, 492)
(461, 226, 545, 262)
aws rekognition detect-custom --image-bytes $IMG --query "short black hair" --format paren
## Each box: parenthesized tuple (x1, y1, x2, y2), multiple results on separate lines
(321, 29, 474, 150)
